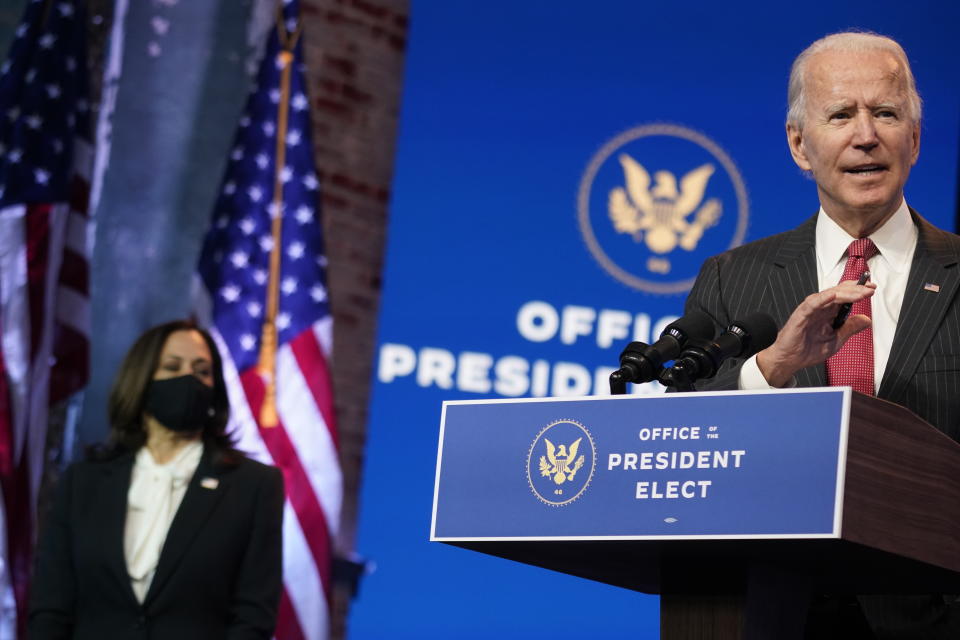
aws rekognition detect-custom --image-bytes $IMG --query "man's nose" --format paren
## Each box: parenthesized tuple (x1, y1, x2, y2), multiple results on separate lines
(851, 111, 879, 151)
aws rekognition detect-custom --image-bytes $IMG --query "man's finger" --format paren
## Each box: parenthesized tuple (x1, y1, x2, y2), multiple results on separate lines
(803, 289, 838, 311)
(804, 284, 874, 313)
(830, 283, 876, 303)
(835, 314, 871, 343)
(838, 279, 878, 289)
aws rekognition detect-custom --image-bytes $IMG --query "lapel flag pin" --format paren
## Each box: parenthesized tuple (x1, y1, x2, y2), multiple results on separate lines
(201, 477, 219, 490)
(924, 283, 941, 293)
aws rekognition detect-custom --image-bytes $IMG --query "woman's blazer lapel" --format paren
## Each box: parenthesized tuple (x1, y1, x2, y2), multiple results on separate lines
(92, 453, 140, 606)
(142, 447, 228, 606)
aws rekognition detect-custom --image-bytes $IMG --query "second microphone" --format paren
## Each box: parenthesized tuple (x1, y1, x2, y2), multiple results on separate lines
(610, 311, 716, 386)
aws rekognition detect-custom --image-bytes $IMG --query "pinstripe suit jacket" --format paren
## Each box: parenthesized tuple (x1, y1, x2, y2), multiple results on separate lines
(685, 209, 960, 443)
(685, 210, 960, 638)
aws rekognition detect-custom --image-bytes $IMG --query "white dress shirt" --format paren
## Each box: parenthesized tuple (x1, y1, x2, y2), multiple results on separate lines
(124, 440, 203, 603)
(739, 199, 917, 392)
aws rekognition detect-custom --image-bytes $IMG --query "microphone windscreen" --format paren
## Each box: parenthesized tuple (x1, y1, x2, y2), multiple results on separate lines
(666, 310, 716, 341)
(729, 311, 778, 357)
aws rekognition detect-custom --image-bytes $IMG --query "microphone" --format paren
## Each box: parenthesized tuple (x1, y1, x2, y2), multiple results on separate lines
(609, 311, 716, 392)
(664, 311, 778, 389)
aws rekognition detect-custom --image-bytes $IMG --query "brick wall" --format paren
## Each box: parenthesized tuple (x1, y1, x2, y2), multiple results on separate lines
(300, 1, 408, 636)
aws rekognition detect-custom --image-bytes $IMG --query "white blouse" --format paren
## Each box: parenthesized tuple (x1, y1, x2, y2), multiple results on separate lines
(123, 440, 203, 602)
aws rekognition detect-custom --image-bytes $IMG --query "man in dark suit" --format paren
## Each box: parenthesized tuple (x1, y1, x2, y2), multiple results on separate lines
(684, 32, 960, 639)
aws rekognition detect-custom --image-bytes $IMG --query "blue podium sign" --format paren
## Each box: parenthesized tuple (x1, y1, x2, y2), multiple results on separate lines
(431, 388, 851, 540)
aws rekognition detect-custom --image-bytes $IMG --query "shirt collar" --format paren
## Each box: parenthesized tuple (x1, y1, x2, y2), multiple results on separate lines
(815, 199, 916, 276)
(136, 439, 203, 481)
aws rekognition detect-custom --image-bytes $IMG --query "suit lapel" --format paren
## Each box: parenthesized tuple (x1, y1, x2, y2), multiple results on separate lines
(97, 453, 140, 606)
(879, 213, 960, 401)
(143, 447, 227, 606)
(766, 215, 827, 387)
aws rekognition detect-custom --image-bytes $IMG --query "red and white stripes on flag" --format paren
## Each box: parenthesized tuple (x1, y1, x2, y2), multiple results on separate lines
(193, 4, 341, 636)
(204, 319, 340, 640)
(0, 140, 91, 638)
(0, 1, 94, 634)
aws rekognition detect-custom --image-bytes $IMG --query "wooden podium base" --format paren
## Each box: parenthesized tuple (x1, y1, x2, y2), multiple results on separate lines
(661, 595, 744, 639)
(661, 566, 811, 640)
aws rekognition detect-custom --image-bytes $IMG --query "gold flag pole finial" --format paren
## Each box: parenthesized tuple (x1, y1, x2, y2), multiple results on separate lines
(256, 14, 303, 428)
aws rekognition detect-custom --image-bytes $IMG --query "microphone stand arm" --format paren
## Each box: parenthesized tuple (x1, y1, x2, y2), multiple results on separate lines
(609, 370, 628, 395)
(659, 364, 695, 392)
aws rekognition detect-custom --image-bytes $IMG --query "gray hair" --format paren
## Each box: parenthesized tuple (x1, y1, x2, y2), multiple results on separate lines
(786, 32, 922, 129)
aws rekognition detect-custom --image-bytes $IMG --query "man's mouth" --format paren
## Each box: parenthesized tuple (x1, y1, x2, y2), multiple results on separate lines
(844, 164, 888, 175)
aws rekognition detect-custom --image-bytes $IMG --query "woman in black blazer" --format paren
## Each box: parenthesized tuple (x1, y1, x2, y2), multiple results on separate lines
(29, 319, 284, 640)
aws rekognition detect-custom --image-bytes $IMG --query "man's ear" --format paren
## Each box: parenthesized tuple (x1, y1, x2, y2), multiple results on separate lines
(910, 121, 921, 166)
(786, 123, 812, 172)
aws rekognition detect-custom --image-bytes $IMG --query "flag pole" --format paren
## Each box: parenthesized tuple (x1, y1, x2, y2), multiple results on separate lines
(256, 9, 303, 428)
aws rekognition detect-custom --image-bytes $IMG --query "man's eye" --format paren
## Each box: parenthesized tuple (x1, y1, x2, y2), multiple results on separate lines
(877, 110, 897, 118)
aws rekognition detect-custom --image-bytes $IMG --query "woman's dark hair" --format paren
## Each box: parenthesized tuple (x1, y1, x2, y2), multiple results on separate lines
(94, 319, 242, 464)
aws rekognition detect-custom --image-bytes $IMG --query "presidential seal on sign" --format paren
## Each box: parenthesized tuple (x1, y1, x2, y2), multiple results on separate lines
(577, 124, 749, 294)
(526, 419, 596, 506)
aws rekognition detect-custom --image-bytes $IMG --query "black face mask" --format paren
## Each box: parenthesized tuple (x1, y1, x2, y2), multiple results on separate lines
(144, 374, 215, 433)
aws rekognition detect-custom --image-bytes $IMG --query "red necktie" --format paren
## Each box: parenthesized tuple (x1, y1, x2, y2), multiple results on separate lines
(826, 237, 878, 395)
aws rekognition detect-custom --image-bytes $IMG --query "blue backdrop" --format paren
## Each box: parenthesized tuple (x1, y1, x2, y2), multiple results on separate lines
(351, 2, 960, 637)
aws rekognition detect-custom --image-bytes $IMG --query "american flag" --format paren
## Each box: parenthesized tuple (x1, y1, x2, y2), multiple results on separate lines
(194, 2, 341, 639)
(0, 0, 91, 636)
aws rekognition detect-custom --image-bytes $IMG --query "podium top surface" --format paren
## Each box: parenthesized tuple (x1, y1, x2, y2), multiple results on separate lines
(440, 385, 849, 407)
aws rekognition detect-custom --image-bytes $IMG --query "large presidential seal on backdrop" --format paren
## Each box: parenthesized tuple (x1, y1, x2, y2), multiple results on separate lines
(526, 419, 596, 506)
(578, 124, 749, 294)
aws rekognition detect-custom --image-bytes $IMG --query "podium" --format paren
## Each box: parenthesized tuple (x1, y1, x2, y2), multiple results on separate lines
(430, 389, 960, 639)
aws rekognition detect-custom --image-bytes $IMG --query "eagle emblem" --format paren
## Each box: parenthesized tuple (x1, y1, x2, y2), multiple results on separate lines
(538, 437, 585, 485)
(608, 153, 722, 254)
